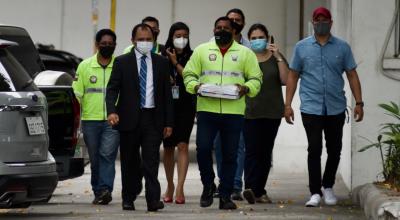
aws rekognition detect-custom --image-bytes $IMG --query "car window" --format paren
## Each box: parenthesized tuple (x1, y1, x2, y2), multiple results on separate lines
(0, 69, 14, 91)
(0, 49, 38, 92)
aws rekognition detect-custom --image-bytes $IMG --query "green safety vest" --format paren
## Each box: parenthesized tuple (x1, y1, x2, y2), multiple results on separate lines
(72, 54, 115, 121)
(183, 41, 262, 115)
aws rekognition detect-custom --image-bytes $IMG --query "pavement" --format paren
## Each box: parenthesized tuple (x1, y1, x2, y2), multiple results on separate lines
(0, 162, 366, 220)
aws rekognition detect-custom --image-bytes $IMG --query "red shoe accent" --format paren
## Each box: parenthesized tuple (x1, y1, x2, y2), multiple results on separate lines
(163, 196, 173, 203)
(175, 196, 185, 204)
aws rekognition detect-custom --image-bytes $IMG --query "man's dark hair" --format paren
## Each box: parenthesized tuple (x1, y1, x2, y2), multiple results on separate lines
(95, 29, 116, 43)
(131, 23, 154, 39)
(214, 16, 233, 29)
(142, 16, 159, 26)
(226, 8, 245, 22)
(247, 23, 269, 39)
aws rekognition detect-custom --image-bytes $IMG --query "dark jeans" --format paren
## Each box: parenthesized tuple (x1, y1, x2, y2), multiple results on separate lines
(214, 131, 245, 192)
(196, 112, 244, 198)
(243, 118, 281, 197)
(301, 112, 345, 196)
(82, 120, 119, 195)
(119, 109, 162, 204)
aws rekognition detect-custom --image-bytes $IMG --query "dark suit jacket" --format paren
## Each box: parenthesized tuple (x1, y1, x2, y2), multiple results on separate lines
(106, 51, 174, 132)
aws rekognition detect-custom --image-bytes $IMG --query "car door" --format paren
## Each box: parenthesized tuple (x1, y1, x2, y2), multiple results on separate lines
(0, 47, 49, 163)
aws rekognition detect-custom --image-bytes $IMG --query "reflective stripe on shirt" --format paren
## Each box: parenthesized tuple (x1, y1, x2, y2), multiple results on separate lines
(201, 70, 244, 78)
(85, 88, 104, 94)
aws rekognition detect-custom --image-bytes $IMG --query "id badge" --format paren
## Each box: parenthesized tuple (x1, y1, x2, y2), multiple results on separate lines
(172, 85, 179, 99)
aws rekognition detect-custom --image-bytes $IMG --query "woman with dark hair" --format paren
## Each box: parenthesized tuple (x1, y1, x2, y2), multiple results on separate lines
(162, 22, 195, 205)
(242, 23, 289, 204)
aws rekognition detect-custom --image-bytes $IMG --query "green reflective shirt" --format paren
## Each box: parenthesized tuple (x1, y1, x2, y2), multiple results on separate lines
(183, 41, 262, 115)
(72, 54, 115, 120)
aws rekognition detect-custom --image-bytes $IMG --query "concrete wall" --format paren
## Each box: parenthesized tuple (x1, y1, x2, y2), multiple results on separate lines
(0, 0, 288, 58)
(338, 0, 400, 188)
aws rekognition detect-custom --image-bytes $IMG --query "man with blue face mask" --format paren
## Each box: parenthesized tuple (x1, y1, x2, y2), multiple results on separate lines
(285, 7, 364, 207)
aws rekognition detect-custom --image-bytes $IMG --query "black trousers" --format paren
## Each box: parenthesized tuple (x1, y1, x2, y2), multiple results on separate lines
(301, 112, 345, 196)
(196, 112, 244, 198)
(119, 109, 162, 204)
(243, 118, 281, 197)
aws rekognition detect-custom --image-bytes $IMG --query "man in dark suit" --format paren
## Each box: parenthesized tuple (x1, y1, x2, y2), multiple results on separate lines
(106, 23, 173, 212)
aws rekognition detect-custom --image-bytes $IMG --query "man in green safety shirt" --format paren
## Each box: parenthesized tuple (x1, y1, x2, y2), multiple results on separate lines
(72, 29, 119, 206)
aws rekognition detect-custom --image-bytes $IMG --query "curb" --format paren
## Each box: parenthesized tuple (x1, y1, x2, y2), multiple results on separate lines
(352, 183, 400, 220)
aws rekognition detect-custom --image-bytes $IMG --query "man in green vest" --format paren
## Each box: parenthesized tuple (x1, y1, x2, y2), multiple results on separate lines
(183, 16, 262, 210)
(72, 29, 119, 205)
(123, 16, 165, 55)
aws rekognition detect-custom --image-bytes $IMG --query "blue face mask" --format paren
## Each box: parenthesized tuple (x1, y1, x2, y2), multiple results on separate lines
(250, 39, 268, 53)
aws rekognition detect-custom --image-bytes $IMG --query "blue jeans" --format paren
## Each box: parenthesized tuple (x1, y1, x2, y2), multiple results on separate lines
(82, 120, 119, 195)
(215, 131, 244, 192)
(196, 112, 244, 198)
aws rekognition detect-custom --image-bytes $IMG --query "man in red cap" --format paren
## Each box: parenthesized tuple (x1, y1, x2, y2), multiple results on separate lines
(285, 6, 364, 207)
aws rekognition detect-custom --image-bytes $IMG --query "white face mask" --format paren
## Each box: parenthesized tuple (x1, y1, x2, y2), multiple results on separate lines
(173, 37, 188, 49)
(136, 41, 153, 54)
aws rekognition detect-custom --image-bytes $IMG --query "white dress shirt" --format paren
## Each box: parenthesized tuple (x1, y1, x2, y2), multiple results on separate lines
(135, 49, 155, 108)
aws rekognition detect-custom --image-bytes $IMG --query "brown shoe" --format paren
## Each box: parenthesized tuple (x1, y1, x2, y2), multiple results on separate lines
(255, 194, 272, 203)
(243, 189, 256, 204)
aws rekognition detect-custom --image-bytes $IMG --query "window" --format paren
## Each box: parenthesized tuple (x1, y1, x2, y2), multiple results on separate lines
(0, 63, 15, 92)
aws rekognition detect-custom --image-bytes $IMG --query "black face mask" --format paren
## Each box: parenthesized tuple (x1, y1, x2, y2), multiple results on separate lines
(313, 22, 331, 36)
(99, 46, 115, 58)
(231, 21, 244, 34)
(214, 30, 233, 46)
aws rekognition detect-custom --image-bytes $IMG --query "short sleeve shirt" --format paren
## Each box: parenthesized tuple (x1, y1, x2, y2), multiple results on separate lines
(290, 35, 357, 115)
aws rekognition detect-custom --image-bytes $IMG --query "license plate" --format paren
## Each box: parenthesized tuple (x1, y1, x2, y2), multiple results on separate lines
(25, 116, 46, 135)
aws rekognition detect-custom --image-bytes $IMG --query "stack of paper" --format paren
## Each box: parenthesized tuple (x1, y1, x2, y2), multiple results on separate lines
(198, 84, 240, 100)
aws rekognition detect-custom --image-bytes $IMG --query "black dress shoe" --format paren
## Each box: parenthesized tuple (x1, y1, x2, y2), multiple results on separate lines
(122, 201, 135, 211)
(200, 183, 216, 207)
(147, 201, 164, 212)
(219, 197, 237, 210)
(97, 189, 112, 205)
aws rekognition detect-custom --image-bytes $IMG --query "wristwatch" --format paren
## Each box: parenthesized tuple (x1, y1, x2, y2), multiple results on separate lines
(276, 57, 284, 62)
(356, 101, 364, 107)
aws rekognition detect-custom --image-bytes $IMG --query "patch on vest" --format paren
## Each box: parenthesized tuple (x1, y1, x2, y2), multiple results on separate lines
(209, 53, 217, 61)
(231, 54, 238, 62)
(90, 75, 97, 83)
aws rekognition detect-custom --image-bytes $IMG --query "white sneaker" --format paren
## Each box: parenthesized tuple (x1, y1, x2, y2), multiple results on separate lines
(322, 188, 337, 205)
(305, 194, 321, 207)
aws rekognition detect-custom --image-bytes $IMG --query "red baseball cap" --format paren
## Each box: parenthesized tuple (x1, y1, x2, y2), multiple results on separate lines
(312, 7, 332, 20)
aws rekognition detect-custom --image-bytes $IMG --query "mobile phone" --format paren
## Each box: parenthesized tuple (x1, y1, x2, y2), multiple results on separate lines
(270, 35, 275, 44)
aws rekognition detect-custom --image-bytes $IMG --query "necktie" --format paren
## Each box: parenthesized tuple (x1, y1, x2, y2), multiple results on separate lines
(139, 55, 147, 108)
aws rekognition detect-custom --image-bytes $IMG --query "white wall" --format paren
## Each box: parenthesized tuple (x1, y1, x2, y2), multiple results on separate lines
(0, 0, 289, 58)
(340, 0, 400, 188)
(0, 0, 63, 47)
